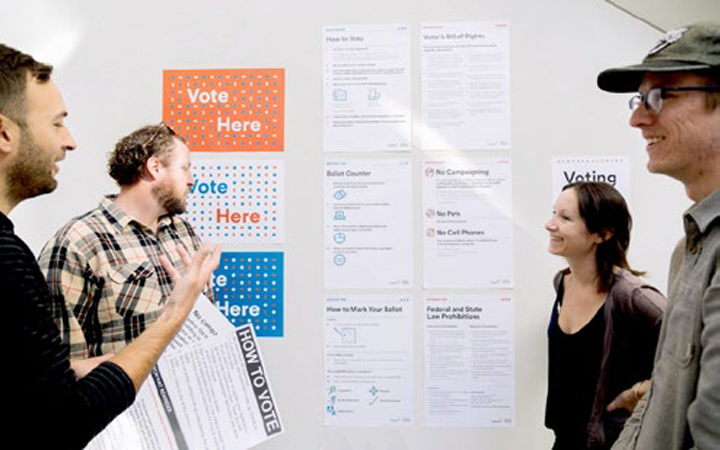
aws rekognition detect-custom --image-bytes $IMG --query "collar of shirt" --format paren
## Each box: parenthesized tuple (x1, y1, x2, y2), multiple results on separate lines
(0, 211, 13, 232)
(684, 188, 720, 253)
(100, 195, 175, 234)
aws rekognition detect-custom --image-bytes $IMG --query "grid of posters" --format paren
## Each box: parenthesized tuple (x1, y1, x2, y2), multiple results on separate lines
(324, 159, 412, 288)
(420, 21, 511, 150)
(422, 158, 513, 288)
(425, 294, 515, 427)
(120, 64, 287, 449)
(320, 20, 518, 431)
(325, 294, 413, 426)
(323, 23, 412, 152)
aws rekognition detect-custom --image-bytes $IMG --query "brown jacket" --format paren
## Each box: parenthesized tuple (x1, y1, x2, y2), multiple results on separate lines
(548, 268, 666, 449)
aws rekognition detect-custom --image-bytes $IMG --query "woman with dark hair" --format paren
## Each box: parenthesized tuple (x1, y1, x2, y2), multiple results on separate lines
(544, 182, 666, 450)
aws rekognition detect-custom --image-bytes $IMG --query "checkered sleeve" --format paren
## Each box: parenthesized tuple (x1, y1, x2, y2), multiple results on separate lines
(39, 231, 97, 359)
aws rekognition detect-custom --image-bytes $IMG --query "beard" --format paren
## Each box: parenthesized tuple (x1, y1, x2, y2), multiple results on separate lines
(152, 178, 187, 216)
(6, 125, 57, 202)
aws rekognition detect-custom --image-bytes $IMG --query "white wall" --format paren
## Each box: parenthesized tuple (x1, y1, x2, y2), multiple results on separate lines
(5, 1, 695, 449)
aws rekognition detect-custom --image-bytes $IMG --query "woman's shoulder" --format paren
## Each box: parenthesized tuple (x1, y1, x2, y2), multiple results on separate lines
(610, 269, 667, 313)
(611, 269, 660, 295)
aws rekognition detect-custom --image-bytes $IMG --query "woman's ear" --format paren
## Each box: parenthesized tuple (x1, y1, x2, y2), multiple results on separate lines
(595, 230, 613, 244)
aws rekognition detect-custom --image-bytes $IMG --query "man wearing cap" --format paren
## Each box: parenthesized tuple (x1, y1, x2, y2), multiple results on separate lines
(598, 22, 720, 449)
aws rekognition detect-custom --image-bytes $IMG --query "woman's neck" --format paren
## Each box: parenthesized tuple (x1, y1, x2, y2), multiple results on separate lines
(565, 255, 600, 290)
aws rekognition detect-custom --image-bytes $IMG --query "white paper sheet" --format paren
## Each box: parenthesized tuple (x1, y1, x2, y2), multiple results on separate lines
(420, 21, 511, 150)
(422, 158, 513, 288)
(325, 294, 413, 426)
(424, 294, 515, 427)
(323, 23, 412, 152)
(324, 159, 412, 288)
(86, 296, 282, 450)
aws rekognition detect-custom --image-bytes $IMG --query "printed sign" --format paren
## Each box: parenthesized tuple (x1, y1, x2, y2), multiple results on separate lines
(185, 160, 284, 244)
(551, 155, 630, 204)
(163, 69, 284, 152)
(213, 252, 284, 338)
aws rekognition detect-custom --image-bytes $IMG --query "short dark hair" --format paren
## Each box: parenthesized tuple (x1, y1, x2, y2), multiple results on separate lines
(107, 123, 185, 186)
(0, 44, 53, 124)
(563, 181, 644, 292)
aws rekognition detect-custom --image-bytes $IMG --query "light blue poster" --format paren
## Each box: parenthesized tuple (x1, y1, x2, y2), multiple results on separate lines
(213, 252, 284, 337)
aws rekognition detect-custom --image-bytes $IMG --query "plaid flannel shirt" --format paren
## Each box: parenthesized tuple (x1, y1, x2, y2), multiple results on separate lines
(39, 195, 213, 358)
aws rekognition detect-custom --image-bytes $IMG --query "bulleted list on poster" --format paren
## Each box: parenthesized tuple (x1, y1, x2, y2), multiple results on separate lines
(324, 159, 412, 288)
(422, 157, 513, 288)
(86, 296, 283, 450)
(325, 294, 413, 426)
(323, 23, 412, 152)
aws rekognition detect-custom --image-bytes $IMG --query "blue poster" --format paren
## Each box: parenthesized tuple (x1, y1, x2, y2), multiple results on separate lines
(213, 252, 284, 337)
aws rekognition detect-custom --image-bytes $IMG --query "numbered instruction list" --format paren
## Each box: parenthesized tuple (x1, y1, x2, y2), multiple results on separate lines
(325, 159, 412, 288)
(323, 23, 412, 152)
(325, 294, 413, 426)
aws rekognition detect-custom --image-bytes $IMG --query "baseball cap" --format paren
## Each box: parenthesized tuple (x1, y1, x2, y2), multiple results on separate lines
(597, 22, 720, 93)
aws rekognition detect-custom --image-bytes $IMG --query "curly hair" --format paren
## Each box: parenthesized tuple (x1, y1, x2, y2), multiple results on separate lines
(0, 44, 53, 124)
(107, 123, 185, 186)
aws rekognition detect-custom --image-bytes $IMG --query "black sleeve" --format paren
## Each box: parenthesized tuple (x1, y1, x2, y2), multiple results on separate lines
(1, 232, 135, 449)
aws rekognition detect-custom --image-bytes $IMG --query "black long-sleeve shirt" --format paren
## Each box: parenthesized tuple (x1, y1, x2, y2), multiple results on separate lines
(1, 212, 135, 449)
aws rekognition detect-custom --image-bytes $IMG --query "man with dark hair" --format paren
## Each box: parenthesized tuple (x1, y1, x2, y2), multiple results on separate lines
(0, 43, 219, 449)
(39, 123, 213, 358)
(597, 22, 720, 449)
(0, 46, 60, 201)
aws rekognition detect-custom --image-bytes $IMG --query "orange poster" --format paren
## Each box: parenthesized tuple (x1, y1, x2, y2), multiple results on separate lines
(163, 69, 284, 152)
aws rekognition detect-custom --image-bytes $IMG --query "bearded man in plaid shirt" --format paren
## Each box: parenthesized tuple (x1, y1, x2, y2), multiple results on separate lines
(39, 123, 214, 358)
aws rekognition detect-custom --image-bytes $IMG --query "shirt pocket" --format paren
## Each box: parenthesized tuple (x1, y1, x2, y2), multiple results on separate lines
(108, 262, 164, 317)
(661, 281, 701, 367)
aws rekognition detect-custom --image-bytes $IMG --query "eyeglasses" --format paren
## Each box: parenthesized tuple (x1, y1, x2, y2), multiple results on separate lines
(141, 122, 176, 150)
(629, 86, 720, 115)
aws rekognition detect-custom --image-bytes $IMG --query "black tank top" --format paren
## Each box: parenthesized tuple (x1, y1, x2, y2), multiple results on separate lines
(546, 283, 606, 450)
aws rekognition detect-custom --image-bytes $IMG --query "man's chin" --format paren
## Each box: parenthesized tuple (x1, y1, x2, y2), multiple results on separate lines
(646, 160, 664, 175)
(23, 180, 58, 200)
(165, 203, 187, 216)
